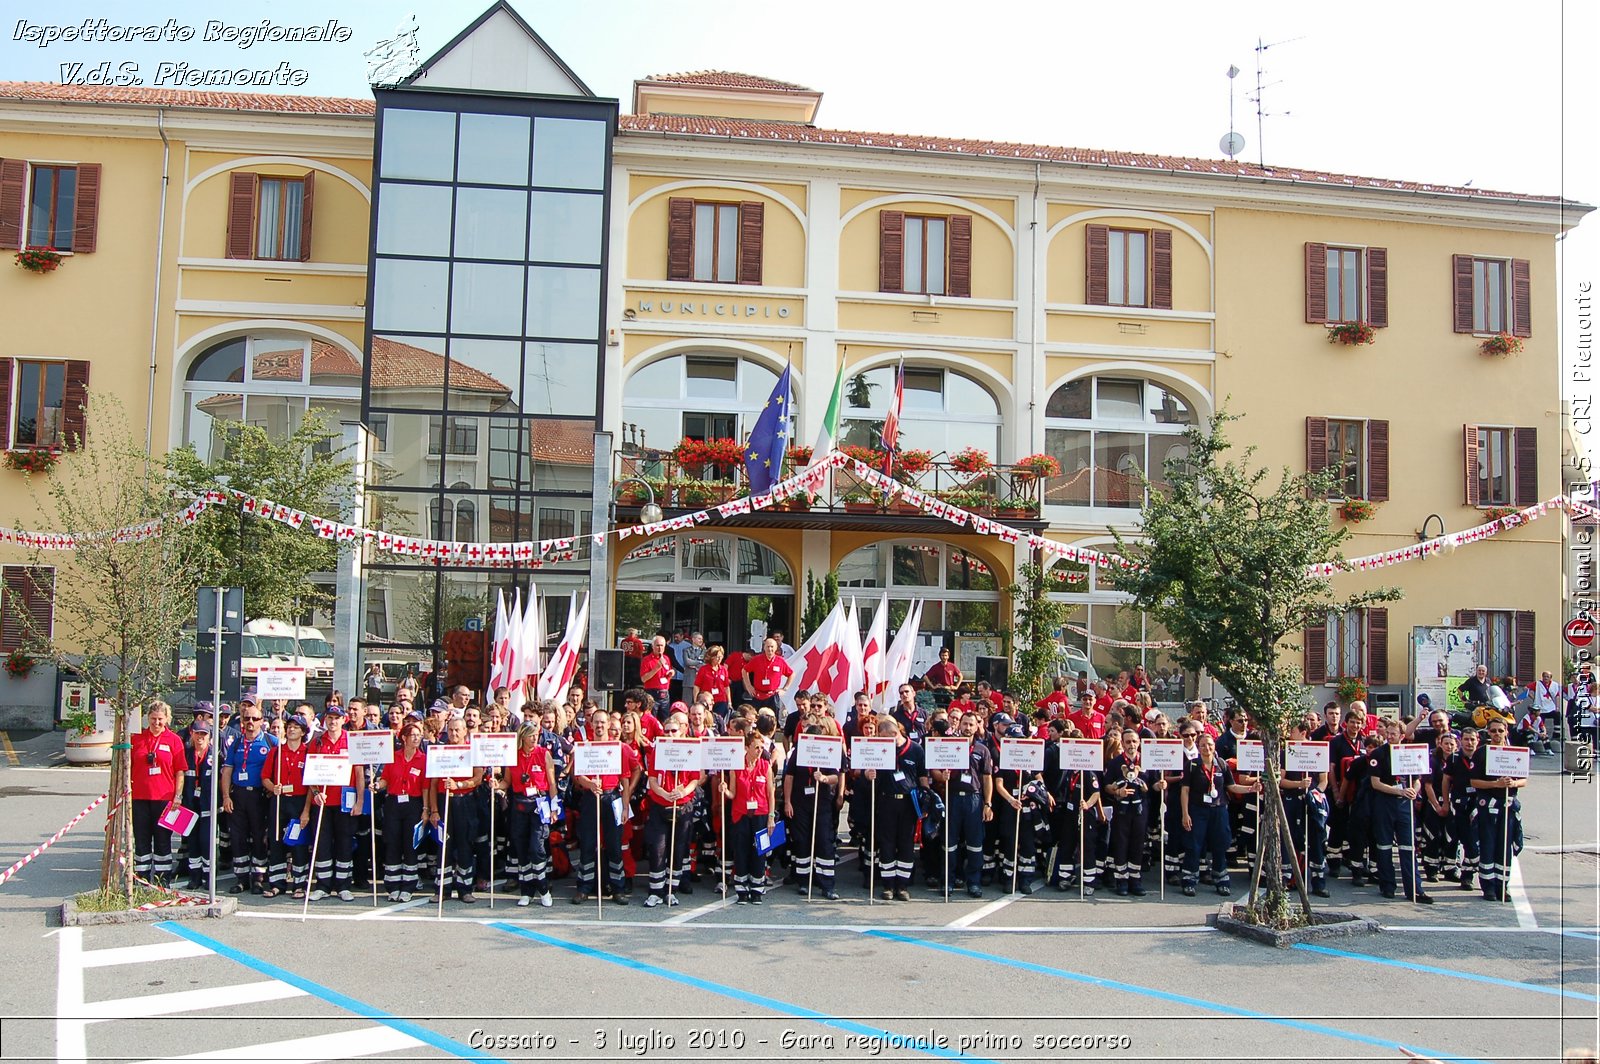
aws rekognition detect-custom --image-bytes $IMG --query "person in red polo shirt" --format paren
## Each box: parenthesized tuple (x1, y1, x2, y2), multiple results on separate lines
(692, 645, 734, 725)
(643, 712, 702, 906)
(1036, 677, 1072, 718)
(923, 646, 962, 706)
(571, 707, 638, 904)
(743, 637, 792, 713)
(131, 701, 189, 886)
(640, 635, 675, 718)
(262, 716, 311, 897)
(1066, 698, 1107, 740)
(375, 721, 427, 901)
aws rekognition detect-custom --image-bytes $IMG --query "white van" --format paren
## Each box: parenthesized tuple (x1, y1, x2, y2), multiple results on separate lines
(244, 619, 336, 690)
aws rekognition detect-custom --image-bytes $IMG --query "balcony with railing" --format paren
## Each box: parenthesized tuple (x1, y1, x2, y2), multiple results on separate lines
(612, 442, 1055, 531)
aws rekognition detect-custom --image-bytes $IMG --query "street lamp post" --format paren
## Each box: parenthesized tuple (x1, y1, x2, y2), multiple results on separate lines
(614, 476, 664, 525)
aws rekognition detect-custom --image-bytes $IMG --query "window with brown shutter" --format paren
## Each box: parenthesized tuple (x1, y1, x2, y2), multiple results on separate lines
(226, 172, 257, 259)
(1463, 425, 1481, 506)
(1453, 609, 1478, 628)
(1514, 426, 1537, 506)
(1366, 607, 1389, 685)
(1304, 242, 1329, 324)
(71, 163, 101, 255)
(737, 200, 763, 285)
(10, 361, 73, 449)
(666, 196, 694, 281)
(878, 210, 904, 293)
(1514, 611, 1535, 681)
(1150, 230, 1172, 310)
(1324, 608, 1375, 682)
(1085, 224, 1109, 305)
(1462, 610, 1532, 681)
(1305, 416, 1329, 481)
(0, 357, 11, 451)
(1365, 247, 1388, 327)
(0, 159, 24, 250)
(1511, 259, 1531, 338)
(947, 214, 972, 298)
(1303, 619, 1327, 684)
(0, 565, 54, 653)
(1452, 255, 1476, 333)
(224, 171, 315, 261)
(61, 360, 89, 451)
(1367, 420, 1389, 502)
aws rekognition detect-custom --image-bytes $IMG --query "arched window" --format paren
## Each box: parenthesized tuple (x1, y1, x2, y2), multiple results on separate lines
(617, 532, 791, 588)
(182, 334, 362, 461)
(1047, 554, 1193, 704)
(839, 363, 1001, 459)
(1043, 376, 1196, 510)
(836, 540, 1001, 632)
(620, 353, 781, 455)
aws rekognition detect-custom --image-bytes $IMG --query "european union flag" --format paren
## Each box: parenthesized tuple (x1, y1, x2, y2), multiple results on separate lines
(744, 364, 793, 495)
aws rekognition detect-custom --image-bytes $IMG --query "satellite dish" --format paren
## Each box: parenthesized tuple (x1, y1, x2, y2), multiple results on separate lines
(1219, 132, 1246, 159)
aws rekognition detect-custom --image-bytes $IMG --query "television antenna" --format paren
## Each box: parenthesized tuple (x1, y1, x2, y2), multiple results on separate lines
(1219, 64, 1245, 160)
(1248, 35, 1302, 167)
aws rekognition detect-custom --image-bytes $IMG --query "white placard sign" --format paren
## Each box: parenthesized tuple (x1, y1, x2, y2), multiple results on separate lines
(1235, 739, 1266, 772)
(999, 737, 1045, 772)
(1142, 738, 1185, 772)
(303, 753, 352, 786)
(796, 734, 844, 770)
(1061, 738, 1104, 772)
(471, 733, 518, 768)
(1284, 741, 1330, 773)
(850, 735, 897, 770)
(94, 698, 115, 735)
(1485, 744, 1530, 778)
(425, 743, 472, 778)
(653, 736, 705, 772)
(1389, 743, 1431, 777)
(924, 736, 971, 771)
(255, 666, 307, 700)
(704, 736, 745, 771)
(572, 741, 622, 777)
(346, 731, 394, 766)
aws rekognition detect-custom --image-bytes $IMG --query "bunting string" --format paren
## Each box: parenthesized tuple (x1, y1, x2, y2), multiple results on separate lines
(0, 452, 1590, 580)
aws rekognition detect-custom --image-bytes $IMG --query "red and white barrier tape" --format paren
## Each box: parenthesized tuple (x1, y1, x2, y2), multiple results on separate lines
(0, 792, 107, 888)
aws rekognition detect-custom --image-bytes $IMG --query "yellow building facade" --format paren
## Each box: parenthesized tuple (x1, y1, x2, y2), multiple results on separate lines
(0, 6, 1585, 724)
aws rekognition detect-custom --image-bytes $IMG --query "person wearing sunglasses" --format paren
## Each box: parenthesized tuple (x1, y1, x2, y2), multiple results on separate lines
(220, 698, 279, 895)
(303, 705, 362, 902)
(130, 701, 188, 887)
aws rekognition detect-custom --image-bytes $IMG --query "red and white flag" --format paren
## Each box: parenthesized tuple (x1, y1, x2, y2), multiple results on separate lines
(861, 593, 889, 708)
(878, 357, 904, 476)
(537, 592, 588, 701)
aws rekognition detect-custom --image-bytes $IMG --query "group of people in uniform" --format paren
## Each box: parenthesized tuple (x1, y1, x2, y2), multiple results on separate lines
(125, 657, 1534, 912)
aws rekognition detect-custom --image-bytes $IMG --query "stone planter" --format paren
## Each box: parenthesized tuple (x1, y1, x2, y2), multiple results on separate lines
(1209, 901, 1379, 947)
(62, 894, 237, 926)
(65, 730, 115, 765)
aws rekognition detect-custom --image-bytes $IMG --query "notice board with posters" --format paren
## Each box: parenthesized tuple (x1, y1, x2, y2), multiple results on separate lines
(1411, 626, 1479, 712)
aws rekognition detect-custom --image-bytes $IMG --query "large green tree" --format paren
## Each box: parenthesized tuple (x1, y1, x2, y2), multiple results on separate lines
(16, 399, 206, 898)
(1111, 409, 1399, 926)
(165, 413, 354, 621)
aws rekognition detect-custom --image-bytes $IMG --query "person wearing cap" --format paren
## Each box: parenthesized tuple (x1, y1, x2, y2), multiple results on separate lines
(262, 716, 311, 898)
(375, 720, 428, 901)
(131, 702, 189, 886)
(180, 715, 217, 890)
(302, 705, 361, 901)
(221, 699, 278, 894)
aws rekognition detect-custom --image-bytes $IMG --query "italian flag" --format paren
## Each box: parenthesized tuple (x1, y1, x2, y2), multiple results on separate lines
(810, 361, 847, 463)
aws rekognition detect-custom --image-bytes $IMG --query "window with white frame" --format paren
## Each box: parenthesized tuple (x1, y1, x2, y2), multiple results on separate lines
(1043, 376, 1197, 509)
(839, 363, 1001, 458)
(182, 335, 361, 462)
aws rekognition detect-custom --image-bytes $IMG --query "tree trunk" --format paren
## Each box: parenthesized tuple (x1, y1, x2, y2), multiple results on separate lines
(1271, 778, 1315, 918)
(1257, 731, 1286, 924)
(101, 701, 134, 897)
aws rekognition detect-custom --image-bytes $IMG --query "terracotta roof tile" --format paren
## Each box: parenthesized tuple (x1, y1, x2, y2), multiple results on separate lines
(369, 336, 508, 394)
(0, 80, 373, 116)
(0, 81, 1571, 205)
(643, 71, 812, 92)
(617, 115, 1567, 204)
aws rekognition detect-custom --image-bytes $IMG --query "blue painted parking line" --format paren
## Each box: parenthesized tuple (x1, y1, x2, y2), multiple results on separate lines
(155, 921, 511, 1064)
(487, 922, 1002, 1064)
(865, 929, 1494, 1064)
(1293, 942, 1597, 1002)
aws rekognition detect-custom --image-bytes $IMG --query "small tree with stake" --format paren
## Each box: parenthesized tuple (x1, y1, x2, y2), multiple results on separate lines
(1006, 561, 1071, 701)
(15, 398, 205, 903)
(1111, 409, 1399, 928)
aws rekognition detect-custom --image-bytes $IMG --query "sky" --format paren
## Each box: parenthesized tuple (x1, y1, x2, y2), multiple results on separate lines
(4, 0, 1595, 449)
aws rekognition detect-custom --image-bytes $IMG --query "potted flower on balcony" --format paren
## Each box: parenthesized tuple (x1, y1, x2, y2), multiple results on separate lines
(4, 447, 61, 474)
(841, 444, 886, 469)
(776, 490, 814, 513)
(1480, 333, 1523, 357)
(3, 648, 35, 680)
(842, 490, 879, 514)
(1482, 505, 1520, 522)
(786, 444, 814, 468)
(1327, 321, 1377, 346)
(895, 448, 934, 478)
(941, 487, 994, 517)
(1336, 498, 1376, 523)
(996, 496, 1040, 520)
(951, 447, 992, 475)
(681, 481, 717, 507)
(14, 247, 63, 274)
(615, 482, 650, 506)
(1011, 453, 1061, 480)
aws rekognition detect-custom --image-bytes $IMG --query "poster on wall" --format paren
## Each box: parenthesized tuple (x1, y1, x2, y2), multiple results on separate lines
(1411, 626, 1479, 711)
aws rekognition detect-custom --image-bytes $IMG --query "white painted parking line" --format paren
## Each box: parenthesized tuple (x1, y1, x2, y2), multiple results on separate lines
(123, 1025, 423, 1064)
(354, 897, 431, 920)
(944, 896, 1015, 928)
(55, 927, 88, 1064)
(78, 980, 304, 1020)
(79, 940, 213, 967)
(1507, 859, 1539, 930)
(663, 897, 737, 924)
